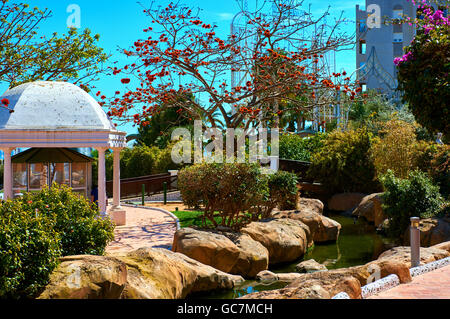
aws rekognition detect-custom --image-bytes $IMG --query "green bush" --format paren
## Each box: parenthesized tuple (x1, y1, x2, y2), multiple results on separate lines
(429, 145, 450, 200)
(279, 133, 327, 162)
(0, 200, 61, 299)
(17, 184, 115, 256)
(178, 162, 269, 229)
(178, 162, 299, 229)
(381, 170, 444, 240)
(267, 170, 298, 211)
(307, 128, 381, 193)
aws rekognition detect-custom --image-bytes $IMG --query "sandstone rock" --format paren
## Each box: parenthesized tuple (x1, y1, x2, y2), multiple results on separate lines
(364, 259, 412, 284)
(328, 193, 366, 212)
(296, 198, 324, 215)
(255, 270, 303, 283)
(224, 233, 269, 278)
(38, 255, 127, 299)
(352, 193, 386, 227)
(296, 259, 327, 273)
(241, 218, 312, 265)
(272, 210, 341, 242)
(432, 241, 450, 253)
(242, 271, 361, 299)
(172, 228, 240, 273)
(403, 217, 450, 247)
(111, 247, 244, 299)
(377, 246, 450, 267)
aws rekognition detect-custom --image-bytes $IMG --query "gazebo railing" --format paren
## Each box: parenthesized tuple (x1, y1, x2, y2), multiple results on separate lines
(106, 173, 178, 199)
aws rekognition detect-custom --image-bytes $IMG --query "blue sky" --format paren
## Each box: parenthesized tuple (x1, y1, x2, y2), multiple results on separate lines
(2, 0, 365, 136)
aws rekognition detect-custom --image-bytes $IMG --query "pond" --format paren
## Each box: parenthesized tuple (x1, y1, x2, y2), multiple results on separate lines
(189, 212, 394, 299)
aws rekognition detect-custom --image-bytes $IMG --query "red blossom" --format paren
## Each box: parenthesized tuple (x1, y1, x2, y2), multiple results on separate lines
(121, 78, 131, 84)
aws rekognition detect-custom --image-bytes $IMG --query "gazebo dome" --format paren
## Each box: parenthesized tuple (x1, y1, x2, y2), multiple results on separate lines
(0, 81, 115, 130)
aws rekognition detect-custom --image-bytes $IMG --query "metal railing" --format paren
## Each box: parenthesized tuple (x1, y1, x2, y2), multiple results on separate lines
(106, 173, 178, 199)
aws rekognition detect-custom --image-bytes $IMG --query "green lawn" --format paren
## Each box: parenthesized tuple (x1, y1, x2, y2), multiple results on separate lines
(172, 210, 219, 228)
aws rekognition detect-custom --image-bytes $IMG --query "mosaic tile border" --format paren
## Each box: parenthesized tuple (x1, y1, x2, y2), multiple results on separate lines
(360, 274, 400, 299)
(331, 292, 351, 299)
(409, 256, 450, 277)
(332, 256, 450, 299)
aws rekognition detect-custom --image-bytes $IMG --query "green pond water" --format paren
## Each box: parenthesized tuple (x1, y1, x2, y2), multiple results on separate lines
(190, 212, 393, 299)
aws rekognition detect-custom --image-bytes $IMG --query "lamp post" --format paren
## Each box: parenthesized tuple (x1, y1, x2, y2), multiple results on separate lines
(410, 217, 421, 268)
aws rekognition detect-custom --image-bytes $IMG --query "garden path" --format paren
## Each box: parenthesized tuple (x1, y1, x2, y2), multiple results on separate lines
(105, 205, 178, 253)
(368, 264, 450, 299)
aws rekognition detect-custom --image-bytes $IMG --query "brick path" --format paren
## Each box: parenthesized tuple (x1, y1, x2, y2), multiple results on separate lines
(105, 205, 178, 253)
(368, 264, 450, 299)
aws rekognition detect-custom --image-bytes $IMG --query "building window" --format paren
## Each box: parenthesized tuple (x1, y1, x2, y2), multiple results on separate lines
(359, 40, 366, 54)
(393, 43, 404, 57)
(359, 19, 367, 33)
(393, 32, 403, 43)
(393, 9, 403, 19)
(393, 23, 403, 33)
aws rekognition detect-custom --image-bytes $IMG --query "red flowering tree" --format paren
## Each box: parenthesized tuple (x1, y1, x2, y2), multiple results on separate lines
(105, 0, 362, 130)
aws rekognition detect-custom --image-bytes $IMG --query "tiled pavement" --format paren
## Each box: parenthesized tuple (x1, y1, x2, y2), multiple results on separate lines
(105, 205, 177, 253)
(368, 264, 450, 299)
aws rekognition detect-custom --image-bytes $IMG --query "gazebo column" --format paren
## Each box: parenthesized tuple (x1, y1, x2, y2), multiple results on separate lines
(1, 147, 14, 200)
(108, 147, 126, 226)
(96, 147, 108, 215)
(111, 147, 122, 209)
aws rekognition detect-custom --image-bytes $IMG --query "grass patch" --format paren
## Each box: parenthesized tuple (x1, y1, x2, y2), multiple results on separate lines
(172, 210, 220, 228)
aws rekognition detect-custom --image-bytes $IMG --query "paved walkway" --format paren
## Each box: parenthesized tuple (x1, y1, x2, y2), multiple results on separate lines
(368, 264, 450, 299)
(105, 205, 178, 253)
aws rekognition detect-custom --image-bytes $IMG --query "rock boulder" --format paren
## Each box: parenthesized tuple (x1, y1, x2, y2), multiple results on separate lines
(241, 218, 312, 265)
(172, 228, 240, 273)
(272, 210, 341, 242)
(38, 255, 128, 299)
(328, 193, 366, 212)
(111, 247, 244, 299)
(352, 193, 386, 228)
(296, 259, 327, 273)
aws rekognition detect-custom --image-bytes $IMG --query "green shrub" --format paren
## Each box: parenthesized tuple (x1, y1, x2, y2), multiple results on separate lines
(429, 145, 450, 200)
(307, 128, 381, 193)
(371, 119, 419, 179)
(178, 162, 269, 229)
(178, 162, 300, 229)
(267, 171, 298, 211)
(279, 133, 327, 162)
(0, 200, 61, 299)
(17, 184, 115, 256)
(381, 170, 444, 240)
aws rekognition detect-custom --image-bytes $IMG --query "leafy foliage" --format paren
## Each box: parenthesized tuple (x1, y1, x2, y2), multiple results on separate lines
(16, 184, 115, 256)
(429, 145, 450, 199)
(0, 200, 61, 299)
(267, 170, 298, 211)
(0, 1, 109, 90)
(279, 133, 327, 162)
(396, 13, 450, 136)
(178, 162, 297, 229)
(307, 128, 381, 193)
(371, 120, 419, 179)
(0, 184, 115, 298)
(381, 170, 444, 240)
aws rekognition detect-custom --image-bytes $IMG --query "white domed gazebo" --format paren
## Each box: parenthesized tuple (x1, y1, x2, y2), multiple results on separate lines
(0, 81, 127, 223)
